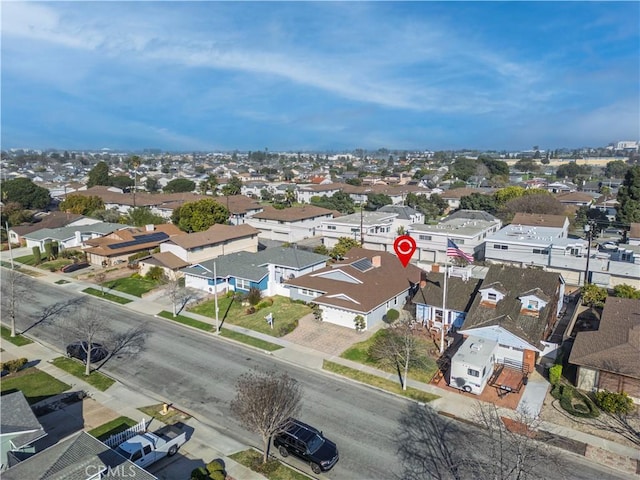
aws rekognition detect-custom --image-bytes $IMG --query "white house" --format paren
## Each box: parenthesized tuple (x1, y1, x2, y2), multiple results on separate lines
(319, 211, 400, 251)
(244, 205, 334, 243)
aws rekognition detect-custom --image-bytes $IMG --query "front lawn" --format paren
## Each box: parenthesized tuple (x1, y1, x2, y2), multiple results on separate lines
(189, 295, 311, 337)
(341, 329, 439, 384)
(83, 287, 133, 304)
(51, 357, 115, 391)
(1, 325, 33, 346)
(0, 367, 71, 404)
(13, 254, 72, 271)
(88, 416, 137, 441)
(104, 276, 164, 297)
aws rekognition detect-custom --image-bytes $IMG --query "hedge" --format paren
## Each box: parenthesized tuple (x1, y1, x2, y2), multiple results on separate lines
(551, 383, 600, 418)
(1, 357, 28, 373)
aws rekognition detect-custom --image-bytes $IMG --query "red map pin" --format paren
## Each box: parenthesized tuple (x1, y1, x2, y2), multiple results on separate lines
(394, 235, 417, 267)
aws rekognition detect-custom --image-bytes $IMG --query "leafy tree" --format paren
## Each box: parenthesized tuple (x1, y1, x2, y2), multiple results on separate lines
(459, 192, 498, 215)
(87, 161, 110, 187)
(330, 237, 360, 260)
(110, 175, 134, 190)
(221, 176, 243, 196)
(91, 209, 122, 223)
(499, 194, 564, 222)
(260, 188, 273, 202)
(613, 284, 640, 299)
(310, 191, 355, 214)
(449, 157, 477, 181)
(514, 158, 540, 172)
(556, 162, 591, 181)
(1, 202, 34, 227)
(171, 198, 229, 232)
(479, 157, 509, 177)
(59, 194, 104, 215)
(573, 206, 609, 235)
(616, 166, 640, 224)
(1, 178, 51, 210)
(230, 370, 302, 464)
(581, 283, 607, 308)
(603, 160, 629, 179)
(369, 319, 430, 390)
(124, 207, 165, 227)
(494, 186, 526, 206)
(405, 192, 447, 221)
(145, 177, 160, 193)
(164, 178, 196, 193)
(365, 193, 392, 211)
(345, 177, 362, 186)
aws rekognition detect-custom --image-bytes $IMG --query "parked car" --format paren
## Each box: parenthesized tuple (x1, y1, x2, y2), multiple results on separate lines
(273, 418, 339, 474)
(61, 262, 89, 273)
(66, 341, 109, 363)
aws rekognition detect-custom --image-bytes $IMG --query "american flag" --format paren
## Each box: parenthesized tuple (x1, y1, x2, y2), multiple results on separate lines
(447, 239, 474, 262)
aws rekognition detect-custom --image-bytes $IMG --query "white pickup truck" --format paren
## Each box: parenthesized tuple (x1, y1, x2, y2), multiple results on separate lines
(115, 423, 187, 469)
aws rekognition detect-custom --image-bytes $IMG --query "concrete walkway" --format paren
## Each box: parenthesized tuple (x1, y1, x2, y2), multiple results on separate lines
(2, 258, 639, 478)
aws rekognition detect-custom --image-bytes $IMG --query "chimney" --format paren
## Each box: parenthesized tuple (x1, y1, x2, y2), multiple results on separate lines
(419, 279, 427, 288)
(431, 264, 440, 273)
(145, 224, 154, 232)
(372, 255, 381, 268)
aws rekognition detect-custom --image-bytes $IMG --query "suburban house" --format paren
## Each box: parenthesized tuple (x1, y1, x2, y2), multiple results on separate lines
(450, 265, 565, 395)
(137, 252, 191, 280)
(22, 222, 126, 252)
(84, 224, 182, 266)
(296, 183, 344, 204)
(182, 247, 329, 297)
(439, 188, 493, 210)
(569, 297, 640, 402)
(412, 265, 483, 344)
(408, 210, 502, 264)
(160, 224, 259, 264)
(554, 191, 597, 208)
(377, 204, 424, 226)
(244, 205, 334, 243)
(341, 183, 430, 206)
(319, 211, 401, 251)
(1, 431, 156, 480)
(285, 247, 422, 330)
(8, 212, 99, 246)
(1, 392, 46, 470)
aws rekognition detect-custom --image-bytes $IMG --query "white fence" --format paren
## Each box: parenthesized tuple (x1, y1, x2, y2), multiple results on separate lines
(103, 418, 148, 448)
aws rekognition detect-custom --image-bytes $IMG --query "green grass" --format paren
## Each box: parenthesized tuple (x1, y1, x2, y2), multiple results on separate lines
(51, 357, 115, 391)
(1, 325, 33, 346)
(323, 360, 439, 403)
(13, 254, 72, 271)
(54, 279, 70, 284)
(340, 329, 439, 384)
(229, 449, 311, 480)
(14, 254, 41, 266)
(189, 295, 311, 337)
(105, 276, 164, 297)
(0, 367, 71, 404)
(158, 311, 283, 351)
(138, 403, 191, 424)
(83, 287, 133, 304)
(88, 416, 137, 441)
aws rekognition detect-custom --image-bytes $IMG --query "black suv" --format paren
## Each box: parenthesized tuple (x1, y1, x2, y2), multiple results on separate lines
(273, 419, 339, 474)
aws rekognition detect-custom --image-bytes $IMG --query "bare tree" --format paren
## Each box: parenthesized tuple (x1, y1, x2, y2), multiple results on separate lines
(65, 307, 111, 376)
(165, 278, 195, 317)
(230, 370, 302, 464)
(369, 319, 429, 390)
(1, 268, 30, 337)
(95, 271, 106, 295)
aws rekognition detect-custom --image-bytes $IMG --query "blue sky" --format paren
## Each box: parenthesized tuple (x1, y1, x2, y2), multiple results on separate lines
(2, 2, 639, 152)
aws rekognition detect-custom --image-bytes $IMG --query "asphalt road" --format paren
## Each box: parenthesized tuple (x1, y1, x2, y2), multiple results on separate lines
(5, 276, 633, 480)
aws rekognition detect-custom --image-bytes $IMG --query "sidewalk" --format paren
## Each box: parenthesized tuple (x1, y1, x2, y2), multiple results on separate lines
(3, 259, 640, 477)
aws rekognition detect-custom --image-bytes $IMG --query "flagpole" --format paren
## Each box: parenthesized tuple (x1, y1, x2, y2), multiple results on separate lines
(441, 237, 448, 354)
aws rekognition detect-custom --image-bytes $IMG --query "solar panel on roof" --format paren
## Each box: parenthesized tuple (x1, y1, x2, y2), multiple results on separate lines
(107, 231, 169, 250)
(351, 258, 373, 272)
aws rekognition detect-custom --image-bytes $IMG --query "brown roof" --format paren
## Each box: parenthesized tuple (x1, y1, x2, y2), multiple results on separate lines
(141, 251, 190, 270)
(298, 183, 345, 192)
(511, 212, 567, 228)
(11, 212, 85, 236)
(412, 272, 482, 312)
(251, 205, 334, 222)
(286, 247, 422, 314)
(440, 188, 492, 199)
(84, 224, 182, 257)
(167, 224, 258, 250)
(554, 192, 596, 203)
(629, 223, 640, 239)
(569, 297, 640, 380)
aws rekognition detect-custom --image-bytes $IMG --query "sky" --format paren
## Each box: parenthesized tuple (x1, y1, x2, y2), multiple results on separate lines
(2, 2, 639, 153)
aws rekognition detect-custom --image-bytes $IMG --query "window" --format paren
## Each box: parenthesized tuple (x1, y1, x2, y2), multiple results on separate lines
(493, 244, 508, 250)
(300, 288, 315, 296)
(326, 225, 336, 230)
(528, 300, 539, 309)
(143, 445, 152, 455)
(236, 278, 250, 290)
(131, 450, 143, 462)
(569, 247, 579, 256)
(488, 292, 497, 301)
(533, 248, 549, 255)
(454, 239, 464, 244)
(467, 368, 480, 377)
(419, 235, 432, 241)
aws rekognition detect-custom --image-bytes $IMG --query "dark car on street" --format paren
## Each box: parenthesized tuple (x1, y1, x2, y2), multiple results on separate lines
(61, 262, 89, 273)
(66, 341, 109, 363)
(273, 418, 339, 474)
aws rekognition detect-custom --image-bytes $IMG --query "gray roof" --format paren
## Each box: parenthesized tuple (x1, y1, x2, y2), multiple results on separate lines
(2, 431, 156, 480)
(461, 265, 562, 349)
(412, 272, 482, 312)
(378, 204, 420, 220)
(0, 391, 46, 448)
(23, 222, 126, 241)
(182, 247, 329, 282)
(444, 209, 499, 223)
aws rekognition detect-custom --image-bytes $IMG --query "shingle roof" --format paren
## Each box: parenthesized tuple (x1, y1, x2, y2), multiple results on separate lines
(250, 205, 333, 221)
(23, 222, 126, 241)
(141, 252, 190, 270)
(511, 212, 567, 228)
(377, 204, 420, 220)
(11, 212, 85, 236)
(286, 248, 422, 314)
(1, 431, 156, 480)
(83, 224, 181, 256)
(569, 297, 640, 380)
(461, 265, 562, 349)
(0, 391, 46, 449)
(167, 224, 258, 250)
(412, 272, 482, 312)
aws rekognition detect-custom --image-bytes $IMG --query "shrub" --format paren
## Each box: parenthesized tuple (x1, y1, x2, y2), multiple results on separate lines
(594, 390, 635, 415)
(145, 266, 164, 281)
(548, 364, 562, 385)
(385, 309, 399, 323)
(552, 383, 600, 418)
(1, 357, 28, 373)
(245, 287, 262, 306)
(190, 467, 209, 480)
(245, 307, 256, 315)
(354, 315, 366, 332)
(32, 246, 41, 265)
(312, 304, 323, 322)
(128, 250, 151, 263)
(130, 273, 142, 279)
(209, 472, 225, 480)
(206, 459, 225, 474)
(278, 319, 298, 336)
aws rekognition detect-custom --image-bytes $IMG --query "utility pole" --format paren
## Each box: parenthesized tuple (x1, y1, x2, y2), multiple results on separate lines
(583, 222, 593, 286)
(214, 261, 219, 334)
